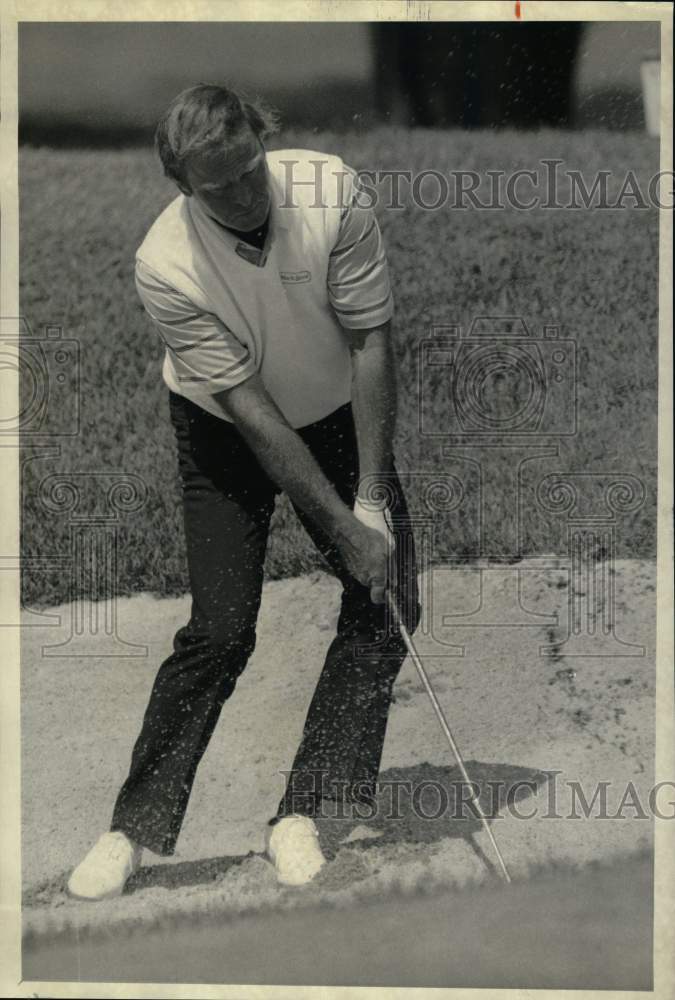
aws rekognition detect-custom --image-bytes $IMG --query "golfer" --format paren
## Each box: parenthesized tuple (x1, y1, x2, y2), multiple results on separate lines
(68, 84, 420, 900)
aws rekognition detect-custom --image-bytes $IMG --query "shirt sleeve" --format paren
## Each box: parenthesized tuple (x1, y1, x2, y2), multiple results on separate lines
(135, 259, 256, 394)
(327, 164, 394, 331)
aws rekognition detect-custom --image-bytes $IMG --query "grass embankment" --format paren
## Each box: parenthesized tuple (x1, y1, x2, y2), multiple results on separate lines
(19, 129, 659, 607)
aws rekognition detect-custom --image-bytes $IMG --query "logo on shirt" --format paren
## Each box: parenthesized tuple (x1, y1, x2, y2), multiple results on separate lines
(280, 270, 311, 284)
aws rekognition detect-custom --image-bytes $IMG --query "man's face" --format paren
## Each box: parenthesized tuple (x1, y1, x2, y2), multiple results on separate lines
(182, 127, 270, 231)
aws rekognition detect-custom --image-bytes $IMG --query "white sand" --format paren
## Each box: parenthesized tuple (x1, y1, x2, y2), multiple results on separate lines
(21, 558, 656, 937)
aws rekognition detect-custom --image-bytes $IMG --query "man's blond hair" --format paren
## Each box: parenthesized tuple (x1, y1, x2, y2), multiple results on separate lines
(155, 83, 280, 191)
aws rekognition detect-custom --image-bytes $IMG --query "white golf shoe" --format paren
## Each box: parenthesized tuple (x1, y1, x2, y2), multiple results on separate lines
(265, 815, 326, 886)
(67, 831, 142, 900)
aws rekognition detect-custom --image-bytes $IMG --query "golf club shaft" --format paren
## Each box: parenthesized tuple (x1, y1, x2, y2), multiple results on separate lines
(386, 590, 512, 884)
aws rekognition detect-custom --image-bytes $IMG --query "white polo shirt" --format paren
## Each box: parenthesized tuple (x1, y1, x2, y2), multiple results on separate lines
(135, 148, 394, 428)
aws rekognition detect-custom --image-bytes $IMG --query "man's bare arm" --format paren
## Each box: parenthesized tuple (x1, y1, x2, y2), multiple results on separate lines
(345, 320, 397, 496)
(212, 373, 389, 596)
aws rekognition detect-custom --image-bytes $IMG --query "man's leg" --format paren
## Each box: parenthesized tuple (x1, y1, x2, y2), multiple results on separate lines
(111, 393, 277, 856)
(276, 403, 420, 819)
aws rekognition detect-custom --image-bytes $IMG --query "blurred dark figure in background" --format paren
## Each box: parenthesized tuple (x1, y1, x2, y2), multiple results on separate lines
(372, 22, 584, 128)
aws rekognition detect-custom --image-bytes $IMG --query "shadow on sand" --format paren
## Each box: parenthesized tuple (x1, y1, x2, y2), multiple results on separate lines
(23, 760, 549, 905)
(118, 759, 550, 894)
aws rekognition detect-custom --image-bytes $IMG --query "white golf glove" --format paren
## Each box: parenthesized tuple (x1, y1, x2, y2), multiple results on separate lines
(353, 495, 395, 603)
(353, 495, 395, 551)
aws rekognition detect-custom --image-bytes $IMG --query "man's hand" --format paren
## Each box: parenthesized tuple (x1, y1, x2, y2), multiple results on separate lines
(337, 517, 391, 604)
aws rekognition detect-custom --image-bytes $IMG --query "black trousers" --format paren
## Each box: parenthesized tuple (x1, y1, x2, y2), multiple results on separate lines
(111, 391, 420, 855)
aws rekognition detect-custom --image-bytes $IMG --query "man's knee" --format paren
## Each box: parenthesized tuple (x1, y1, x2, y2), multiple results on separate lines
(209, 619, 258, 666)
(176, 615, 258, 675)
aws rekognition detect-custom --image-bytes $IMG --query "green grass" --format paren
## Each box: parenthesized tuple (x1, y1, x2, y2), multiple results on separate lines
(19, 128, 659, 608)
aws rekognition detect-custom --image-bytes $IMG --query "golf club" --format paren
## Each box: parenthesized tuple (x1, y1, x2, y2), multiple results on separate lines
(386, 588, 512, 884)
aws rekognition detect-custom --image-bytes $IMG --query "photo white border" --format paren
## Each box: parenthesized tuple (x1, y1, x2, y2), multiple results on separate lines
(1, 2, 672, 997)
